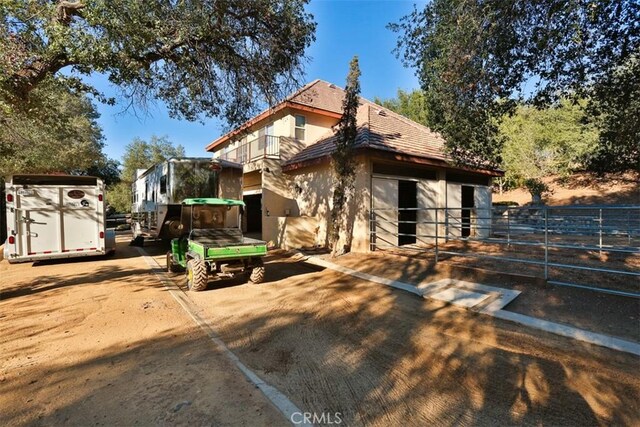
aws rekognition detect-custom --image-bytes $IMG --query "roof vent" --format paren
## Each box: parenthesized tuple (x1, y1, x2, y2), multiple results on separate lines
(377, 109, 387, 116)
(329, 83, 336, 89)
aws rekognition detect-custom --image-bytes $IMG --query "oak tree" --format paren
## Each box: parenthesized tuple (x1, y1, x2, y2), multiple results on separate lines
(391, 0, 639, 171)
(1, 0, 316, 124)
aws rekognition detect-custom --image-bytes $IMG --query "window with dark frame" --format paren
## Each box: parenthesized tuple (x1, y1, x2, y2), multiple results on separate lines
(294, 115, 306, 140)
(160, 175, 167, 194)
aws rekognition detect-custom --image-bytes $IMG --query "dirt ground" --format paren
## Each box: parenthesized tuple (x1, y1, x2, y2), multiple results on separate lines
(147, 246, 640, 426)
(2, 235, 639, 426)
(327, 251, 640, 343)
(0, 236, 285, 426)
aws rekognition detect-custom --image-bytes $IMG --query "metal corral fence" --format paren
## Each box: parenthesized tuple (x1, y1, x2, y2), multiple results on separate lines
(370, 205, 640, 298)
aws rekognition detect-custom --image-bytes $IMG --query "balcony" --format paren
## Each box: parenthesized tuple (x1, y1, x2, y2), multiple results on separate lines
(218, 135, 280, 165)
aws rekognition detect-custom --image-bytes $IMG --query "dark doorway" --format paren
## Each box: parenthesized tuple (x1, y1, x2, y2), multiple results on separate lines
(461, 186, 475, 238)
(243, 194, 262, 233)
(398, 180, 417, 245)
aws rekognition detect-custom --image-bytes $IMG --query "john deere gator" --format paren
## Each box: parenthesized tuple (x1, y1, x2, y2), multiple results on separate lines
(166, 198, 267, 291)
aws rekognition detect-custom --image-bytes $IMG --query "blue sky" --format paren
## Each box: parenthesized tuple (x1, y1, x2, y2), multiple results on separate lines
(94, 0, 425, 162)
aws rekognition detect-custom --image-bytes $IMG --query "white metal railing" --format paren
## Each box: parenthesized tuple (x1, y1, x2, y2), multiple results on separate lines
(369, 205, 640, 298)
(218, 135, 280, 164)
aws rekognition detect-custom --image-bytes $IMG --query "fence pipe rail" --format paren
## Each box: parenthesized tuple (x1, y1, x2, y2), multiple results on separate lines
(369, 205, 640, 298)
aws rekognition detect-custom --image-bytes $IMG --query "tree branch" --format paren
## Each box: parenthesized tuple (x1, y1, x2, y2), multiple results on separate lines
(56, 1, 85, 24)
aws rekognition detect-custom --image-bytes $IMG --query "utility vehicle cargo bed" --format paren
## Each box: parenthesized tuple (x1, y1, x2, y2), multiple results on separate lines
(190, 228, 266, 248)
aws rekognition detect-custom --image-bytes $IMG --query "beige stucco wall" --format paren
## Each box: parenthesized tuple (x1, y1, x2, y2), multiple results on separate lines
(290, 162, 333, 246)
(341, 158, 371, 253)
(263, 216, 320, 249)
(286, 156, 371, 253)
(211, 109, 291, 157)
(290, 112, 338, 146)
(211, 108, 337, 159)
(243, 170, 262, 193)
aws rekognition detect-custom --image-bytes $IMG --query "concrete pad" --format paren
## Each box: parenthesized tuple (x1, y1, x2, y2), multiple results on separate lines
(430, 287, 491, 308)
(416, 278, 521, 311)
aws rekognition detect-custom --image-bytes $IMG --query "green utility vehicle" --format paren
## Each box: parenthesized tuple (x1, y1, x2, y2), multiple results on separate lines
(166, 198, 267, 291)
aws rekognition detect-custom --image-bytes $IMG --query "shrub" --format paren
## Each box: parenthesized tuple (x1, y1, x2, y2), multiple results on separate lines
(523, 178, 552, 202)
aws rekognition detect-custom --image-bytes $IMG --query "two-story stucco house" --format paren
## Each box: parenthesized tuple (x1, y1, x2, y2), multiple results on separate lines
(206, 80, 502, 252)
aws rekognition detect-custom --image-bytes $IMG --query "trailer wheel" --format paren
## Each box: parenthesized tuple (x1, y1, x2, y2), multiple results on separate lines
(166, 251, 183, 273)
(187, 259, 208, 291)
(162, 217, 182, 240)
(249, 260, 265, 284)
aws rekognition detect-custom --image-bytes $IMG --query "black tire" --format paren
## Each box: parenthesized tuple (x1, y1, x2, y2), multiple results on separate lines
(129, 235, 144, 247)
(166, 251, 183, 273)
(162, 217, 182, 240)
(249, 262, 265, 284)
(187, 259, 208, 291)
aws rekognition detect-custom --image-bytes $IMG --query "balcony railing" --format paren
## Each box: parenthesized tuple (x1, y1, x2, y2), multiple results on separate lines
(218, 135, 280, 164)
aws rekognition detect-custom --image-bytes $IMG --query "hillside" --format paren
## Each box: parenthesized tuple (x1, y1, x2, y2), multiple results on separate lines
(493, 172, 639, 206)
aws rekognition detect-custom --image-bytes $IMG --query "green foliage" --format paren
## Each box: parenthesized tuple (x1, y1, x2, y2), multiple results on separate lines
(586, 54, 640, 173)
(76, 157, 121, 186)
(110, 135, 184, 213)
(0, 0, 316, 126)
(391, 0, 640, 172)
(0, 78, 106, 176)
(500, 100, 599, 185)
(106, 182, 132, 213)
(492, 201, 519, 207)
(330, 56, 361, 253)
(373, 89, 429, 126)
(523, 178, 552, 202)
(121, 135, 185, 182)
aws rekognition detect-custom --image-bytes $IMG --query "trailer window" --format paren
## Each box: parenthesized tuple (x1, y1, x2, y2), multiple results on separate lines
(160, 175, 167, 194)
(170, 161, 219, 202)
(13, 175, 98, 186)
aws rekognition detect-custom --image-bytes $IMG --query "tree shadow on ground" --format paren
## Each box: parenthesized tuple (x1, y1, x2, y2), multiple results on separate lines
(2, 245, 638, 426)
(0, 325, 286, 426)
(192, 264, 640, 425)
(0, 266, 158, 301)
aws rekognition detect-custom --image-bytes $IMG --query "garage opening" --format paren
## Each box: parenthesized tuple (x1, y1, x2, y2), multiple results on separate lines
(461, 186, 475, 237)
(398, 180, 417, 245)
(243, 194, 262, 233)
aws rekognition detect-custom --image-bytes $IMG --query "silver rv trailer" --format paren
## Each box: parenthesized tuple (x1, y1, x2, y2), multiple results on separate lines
(131, 157, 242, 240)
(3, 174, 116, 263)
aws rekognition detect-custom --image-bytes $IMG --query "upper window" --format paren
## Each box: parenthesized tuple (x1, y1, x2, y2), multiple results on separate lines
(294, 115, 306, 140)
(160, 175, 167, 194)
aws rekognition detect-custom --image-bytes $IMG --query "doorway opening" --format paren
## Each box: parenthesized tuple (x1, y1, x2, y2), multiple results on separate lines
(461, 186, 475, 237)
(243, 194, 262, 234)
(398, 180, 417, 245)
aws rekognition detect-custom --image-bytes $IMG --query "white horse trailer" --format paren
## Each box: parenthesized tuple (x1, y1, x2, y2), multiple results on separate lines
(3, 174, 116, 263)
(131, 157, 243, 240)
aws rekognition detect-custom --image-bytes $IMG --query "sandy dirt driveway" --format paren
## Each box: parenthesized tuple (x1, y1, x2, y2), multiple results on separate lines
(148, 247, 640, 426)
(0, 236, 286, 426)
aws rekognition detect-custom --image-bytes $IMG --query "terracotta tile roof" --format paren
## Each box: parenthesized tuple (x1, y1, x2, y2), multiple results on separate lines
(286, 79, 346, 114)
(206, 79, 344, 151)
(283, 96, 449, 168)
